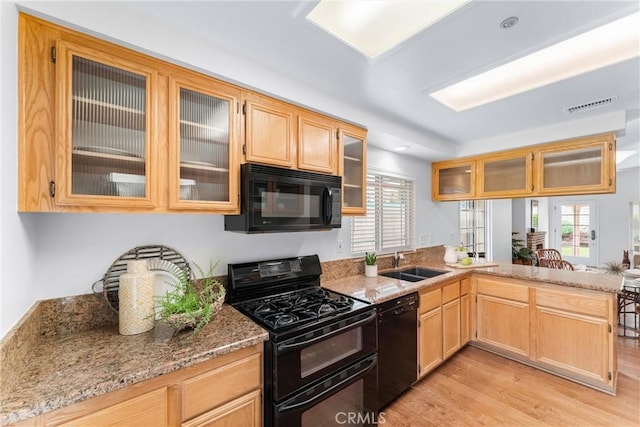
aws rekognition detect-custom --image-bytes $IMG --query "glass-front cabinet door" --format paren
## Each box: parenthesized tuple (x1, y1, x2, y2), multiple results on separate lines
(169, 75, 240, 212)
(338, 124, 367, 215)
(477, 151, 533, 198)
(432, 160, 476, 201)
(536, 134, 615, 195)
(55, 42, 157, 207)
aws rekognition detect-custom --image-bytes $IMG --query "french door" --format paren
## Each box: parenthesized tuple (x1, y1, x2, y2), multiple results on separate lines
(551, 200, 598, 266)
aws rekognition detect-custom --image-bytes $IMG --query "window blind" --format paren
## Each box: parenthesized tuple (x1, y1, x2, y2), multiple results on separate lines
(352, 172, 415, 254)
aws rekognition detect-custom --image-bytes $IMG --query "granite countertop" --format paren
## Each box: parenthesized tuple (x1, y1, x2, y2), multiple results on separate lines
(0, 304, 268, 425)
(322, 262, 624, 304)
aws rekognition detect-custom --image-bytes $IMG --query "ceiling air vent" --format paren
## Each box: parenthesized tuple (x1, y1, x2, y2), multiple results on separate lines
(563, 96, 617, 115)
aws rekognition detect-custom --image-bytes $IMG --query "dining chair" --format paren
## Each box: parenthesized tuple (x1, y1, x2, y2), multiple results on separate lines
(536, 249, 574, 270)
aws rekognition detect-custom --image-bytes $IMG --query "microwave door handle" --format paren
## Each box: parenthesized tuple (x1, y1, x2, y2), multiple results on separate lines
(323, 187, 332, 225)
(278, 355, 377, 412)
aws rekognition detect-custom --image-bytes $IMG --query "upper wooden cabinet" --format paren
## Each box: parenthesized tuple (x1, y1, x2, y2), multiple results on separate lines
(54, 41, 159, 209)
(243, 92, 296, 169)
(432, 159, 476, 201)
(535, 134, 615, 195)
(169, 74, 241, 212)
(18, 14, 241, 214)
(432, 132, 616, 201)
(18, 14, 366, 215)
(297, 110, 338, 174)
(339, 124, 367, 215)
(477, 150, 533, 198)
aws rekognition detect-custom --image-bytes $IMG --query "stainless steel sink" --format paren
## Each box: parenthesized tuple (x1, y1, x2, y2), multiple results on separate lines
(379, 267, 447, 282)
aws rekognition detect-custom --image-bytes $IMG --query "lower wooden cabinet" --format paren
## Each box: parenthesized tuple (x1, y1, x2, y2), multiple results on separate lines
(418, 277, 471, 378)
(57, 387, 170, 427)
(472, 275, 617, 394)
(182, 389, 261, 427)
(476, 278, 530, 357)
(13, 344, 263, 427)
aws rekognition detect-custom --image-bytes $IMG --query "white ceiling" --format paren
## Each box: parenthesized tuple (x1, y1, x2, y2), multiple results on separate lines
(86, 1, 640, 165)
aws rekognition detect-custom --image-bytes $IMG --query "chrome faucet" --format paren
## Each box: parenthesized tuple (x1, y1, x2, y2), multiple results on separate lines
(393, 252, 404, 269)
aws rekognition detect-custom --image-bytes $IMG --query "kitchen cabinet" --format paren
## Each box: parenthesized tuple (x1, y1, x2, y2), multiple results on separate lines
(297, 110, 338, 174)
(432, 132, 615, 201)
(476, 277, 530, 357)
(472, 275, 616, 394)
(54, 40, 159, 209)
(18, 14, 242, 214)
(11, 344, 263, 427)
(460, 277, 472, 346)
(534, 287, 614, 388)
(535, 133, 615, 195)
(442, 282, 461, 360)
(418, 287, 442, 377)
(418, 277, 471, 378)
(339, 124, 367, 215)
(432, 159, 476, 201)
(169, 74, 241, 212)
(476, 150, 533, 198)
(242, 91, 296, 169)
(19, 14, 365, 215)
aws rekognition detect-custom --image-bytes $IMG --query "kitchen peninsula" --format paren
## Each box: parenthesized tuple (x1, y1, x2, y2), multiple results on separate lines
(322, 261, 622, 396)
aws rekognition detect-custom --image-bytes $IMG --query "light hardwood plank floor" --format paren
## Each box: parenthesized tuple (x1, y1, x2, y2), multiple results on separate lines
(382, 338, 640, 427)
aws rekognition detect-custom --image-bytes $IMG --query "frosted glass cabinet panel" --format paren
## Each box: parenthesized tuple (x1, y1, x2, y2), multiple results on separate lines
(56, 42, 157, 207)
(339, 125, 367, 215)
(432, 161, 475, 200)
(169, 76, 240, 212)
(477, 152, 532, 197)
(537, 135, 614, 195)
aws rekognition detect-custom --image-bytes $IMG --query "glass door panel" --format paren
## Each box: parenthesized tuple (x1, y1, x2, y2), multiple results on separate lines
(479, 153, 531, 196)
(342, 134, 364, 212)
(542, 146, 603, 189)
(552, 201, 598, 266)
(70, 55, 148, 199)
(433, 161, 475, 200)
(178, 88, 230, 203)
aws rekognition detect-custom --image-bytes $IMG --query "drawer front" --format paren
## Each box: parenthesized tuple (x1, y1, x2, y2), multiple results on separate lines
(536, 288, 609, 318)
(58, 387, 168, 427)
(420, 288, 442, 314)
(182, 353, 262, 421)
(477, 278, 529, 303)
(442, 282, 461, 303)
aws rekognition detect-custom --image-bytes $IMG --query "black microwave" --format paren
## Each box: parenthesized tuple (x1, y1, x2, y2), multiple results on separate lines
(224, 163, 342, 233)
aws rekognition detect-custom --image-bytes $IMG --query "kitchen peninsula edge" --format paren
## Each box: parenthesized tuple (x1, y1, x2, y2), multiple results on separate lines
(322, 262, 621, 396)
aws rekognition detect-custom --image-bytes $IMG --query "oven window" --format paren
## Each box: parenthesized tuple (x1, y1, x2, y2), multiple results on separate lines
(302, 380, 363, 427)
(301, 327, 362, 377)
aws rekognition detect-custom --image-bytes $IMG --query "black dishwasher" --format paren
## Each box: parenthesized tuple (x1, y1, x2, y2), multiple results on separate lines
(377, 292, 418, 410)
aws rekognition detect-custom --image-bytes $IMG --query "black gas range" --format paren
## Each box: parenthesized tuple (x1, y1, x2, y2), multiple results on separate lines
(227, 255, 379, 427)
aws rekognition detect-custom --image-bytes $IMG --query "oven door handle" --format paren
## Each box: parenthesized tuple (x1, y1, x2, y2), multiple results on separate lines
(278, 355, 377, 412)
(276, 311, 376, 354)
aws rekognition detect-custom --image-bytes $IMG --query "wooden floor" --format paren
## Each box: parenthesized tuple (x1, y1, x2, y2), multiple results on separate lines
(383, 337, 640, 427)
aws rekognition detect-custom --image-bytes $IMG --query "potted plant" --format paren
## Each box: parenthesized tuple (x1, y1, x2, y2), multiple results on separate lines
(364, 252, 378, 277)
(156, 261, 226, 336)
(512, 232, 534, 265)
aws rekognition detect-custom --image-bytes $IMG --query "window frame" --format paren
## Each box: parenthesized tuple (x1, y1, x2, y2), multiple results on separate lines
(459, 200, 486, 255)
(351, 169, 416, 255)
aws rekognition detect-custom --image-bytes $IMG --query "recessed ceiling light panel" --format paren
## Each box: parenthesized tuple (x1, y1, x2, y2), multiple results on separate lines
(430, 12, 640, 111)
(306, 0, 470, 59)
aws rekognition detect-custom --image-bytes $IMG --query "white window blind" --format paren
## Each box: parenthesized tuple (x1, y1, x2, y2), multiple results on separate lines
(352, 172, 415, 254)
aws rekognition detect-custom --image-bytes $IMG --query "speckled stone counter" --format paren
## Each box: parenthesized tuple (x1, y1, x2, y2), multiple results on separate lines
(322, 262, 624, 304)
(0, 304, 268, 424)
